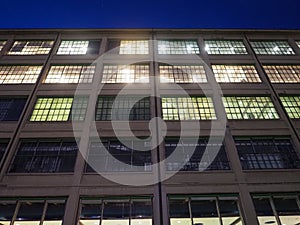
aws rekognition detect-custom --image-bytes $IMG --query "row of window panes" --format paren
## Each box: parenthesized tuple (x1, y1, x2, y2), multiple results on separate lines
(2, 39, 300, 55)
(1, 95, 299, 122)
(2, 137, 300, 174)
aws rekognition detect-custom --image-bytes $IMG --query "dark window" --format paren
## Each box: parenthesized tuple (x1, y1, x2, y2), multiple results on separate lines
(45, 201, 66, 220)
(103, 201, 130, 219)
(0, 98, 27, 121)
(235, 138, 300, 169)
(165, 138, 230, 171)
(0, 201, 16, 221)
(9, 139, 78, 173)
(16, 201, 44, 221)
(169, 199, 190, 218)
(0, 142, 8, 161)
(87, 40, 101, 54)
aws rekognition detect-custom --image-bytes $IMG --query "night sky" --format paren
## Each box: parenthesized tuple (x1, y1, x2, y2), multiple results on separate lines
(1, 0, 300, 29)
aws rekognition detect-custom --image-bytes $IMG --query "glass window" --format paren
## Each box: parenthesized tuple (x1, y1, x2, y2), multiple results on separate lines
(168, 195, 244, 225)
(222, 96, 279, 120)
(102, 64, 149, 83)
(7, 40, 54, 55)
(253, 194, 300, 225)
(15, 201, 44, 224)
(44, 200, 66, 224)
(96, 96, 151, 121)
(204, 40, 247, 55)
(119, 40, 149, 54)
(212, 65, 261, 83)
(57, 40, 100, 55)
(250, 40, 295, 55)
(280, 96, 300, 119)
(0, 98, 27, 121)
(86, 139, 152, 172)
(0, 65, 42, 84)
(235, 137, 300, 169)
(159, 64, 207, 83)
(0, 141, 8, 161)
(162, 96, 216, 120)
(263, 65, 300, 83)
(158, 40, 200, 54)
(165, 138, 230, 171)
(0, 200, 16, 225)
(79, 197, 152, 225)
(9, 139, 78, 173)
(30, 96, 88, 122)
(0, 40, 6, 51)
(44, 65, 95, 83)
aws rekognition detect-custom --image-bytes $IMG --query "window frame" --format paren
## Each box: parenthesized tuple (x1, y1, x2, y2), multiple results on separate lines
(157, 39, 200, 55)
(204, 39, 248, 55)
(250, 40, 295, 55)
(7, 40, 54, 55)
(56, 40, 100, 55)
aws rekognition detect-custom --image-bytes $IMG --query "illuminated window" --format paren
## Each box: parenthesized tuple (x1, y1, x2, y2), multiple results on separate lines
(263, 65, 300, 83)
(86, 139, 152, 172)
(119, 40, 149, 54)
(96, 96, 151, 121)
(162, 96, 216, 120)
(253, 194, 300, 225)
(165, 138, 230, 171)
(222, 96, 279, 119)
(9, 139, 78, 173)
(158, 40, 200, 54)
(235, 137, 300, 169)
(44, 65, 95, 83)
(79, 197, 153, 225)
(169, 195, 244, 225)
(57, 40, 100, 55)
(101, 64, 149, 83)
(0, 198, 66, 225)
(250, 40, 295, 55)
(0, 98, 27, 121)
(30, 96, 88, 122)
(0, 65, 42, 84)
(280, 96, 300, 119)
(204, 40, 247, 54)
(159, 65, 207, 83)
(0, 40, 6, 51)
(212, 65, 261, 83)
(7, 40, 54, 55)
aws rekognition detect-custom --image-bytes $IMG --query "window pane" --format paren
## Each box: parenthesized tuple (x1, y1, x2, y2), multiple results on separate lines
(0, 40, 6, 51)
(44, 65, 95, 83)
(250, 40, 295, 55)
(57, 40, 100, 55)
(15, 201, 44, 223)
(223, 96, 279, 120)
(204, 40, 247, 54)
(219, 198, 243, 225)
(159, 65, 207, 83)
(8, 40, 54, 55)
(212, 65, 261, 83)
(102, 64, 149, 83)
(169, 198, 191, 225)
(253, 197, 278, 225)
(158, 40, 200, 54)
(119, 40, 149, 54)
(191, 199, 220, 225)
(0, 201, 16, 223)
(280, 96, 300, 119)
(102, 200, 130, 225)
(0, 141, 8, 160)
(162, 96, 216, 120)
(274, 197, 300, 225)
(0, 65, 42, 84)
(0, 98, 27, 121)
(263, 65, 300, 83)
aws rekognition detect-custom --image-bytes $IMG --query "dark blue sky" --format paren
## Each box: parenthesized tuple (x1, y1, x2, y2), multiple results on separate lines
(1, 0, 300, 29)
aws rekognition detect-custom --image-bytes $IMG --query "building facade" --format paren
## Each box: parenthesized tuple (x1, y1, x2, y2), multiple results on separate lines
(0, 29, 300, 225)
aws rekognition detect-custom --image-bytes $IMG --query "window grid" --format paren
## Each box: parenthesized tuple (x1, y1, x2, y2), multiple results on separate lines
(30, 97, 88, 122)
(263, 65, 300, 83)
(204, 40, 248, 54)
(7, 40, 54, 55)
(86, 139, 152, 172)
(235, 138, 300, 169)
(0, 65, 42, 84)
(57, 40, 89, 55)
(250, 40, 295, 55)
(119, 40, 149, 54)
(280, 96, 300, 119)
(0, 98, 27, 121)
(9, 139, 78, 173)
(158, 40, 200, 54)
(165, 139, 230, 171)
(96, 96, 151, 121)
(159, 65, 207, 83)
(222, 96, 279, 120)
(44, 65, 95, 83)
(212, 65, 261, 83)
(0, 40, 6, 51)
(162, 96, 216, 120)
(101, 64, 150, 83)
